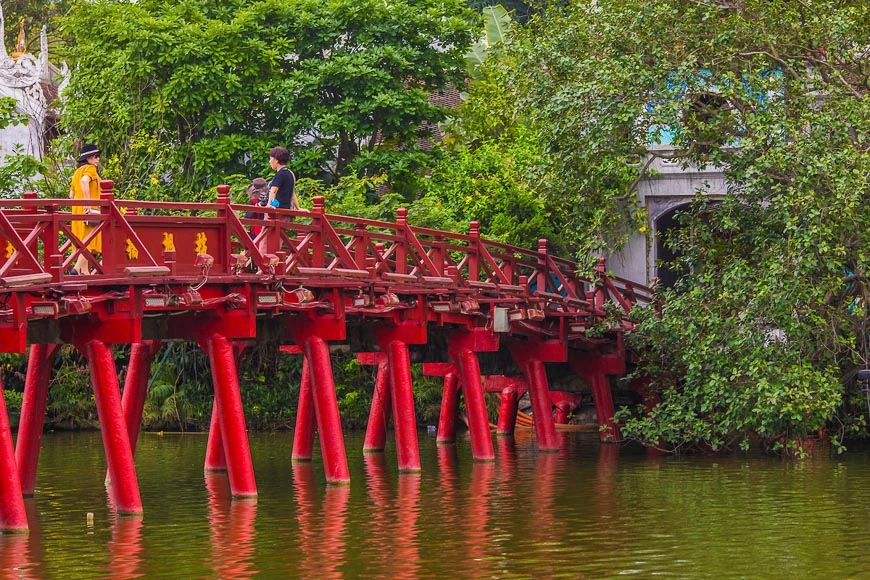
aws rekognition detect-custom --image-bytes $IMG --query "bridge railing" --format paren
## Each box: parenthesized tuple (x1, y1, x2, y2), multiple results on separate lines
(0, 183, 649, 317)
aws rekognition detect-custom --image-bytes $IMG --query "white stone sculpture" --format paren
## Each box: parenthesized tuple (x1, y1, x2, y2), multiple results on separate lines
(0, 3, 49, 159)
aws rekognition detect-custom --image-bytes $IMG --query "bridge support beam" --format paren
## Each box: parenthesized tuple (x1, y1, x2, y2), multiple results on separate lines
(205, 341, 248, 471)
(204, 334, 257, 498)
(448, 329, 499, 462)
(15, 343, 59, 497)
(359, 353, 391, 453)
(303, 335, 350, 484)
(121, 341, 161, 455)
(590, 374, 618, 442)
(0, 375, 28, 533)
(384, 340, 421, 472)
(509, 340, 566, 452)
(497, 388, 519, 437)
(83, 339, 144, 514)
(422, 363, 461, 445)
(437, 371, 460, 444)
(291, 355, 316, 462)
(568, 352, 624, 442)
(523, 359, 559, 451)
(205, 404, 227, 471)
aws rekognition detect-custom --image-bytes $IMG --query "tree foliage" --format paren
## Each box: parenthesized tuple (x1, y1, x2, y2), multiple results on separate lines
(467, 0, 870, 452)
(58, 0, 474, 198)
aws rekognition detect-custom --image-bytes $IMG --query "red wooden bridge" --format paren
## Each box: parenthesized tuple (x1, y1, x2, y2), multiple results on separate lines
(0, 181, 650, 533)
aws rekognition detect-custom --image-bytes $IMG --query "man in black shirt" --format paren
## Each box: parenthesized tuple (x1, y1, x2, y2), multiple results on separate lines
(267, 146, 298, 210)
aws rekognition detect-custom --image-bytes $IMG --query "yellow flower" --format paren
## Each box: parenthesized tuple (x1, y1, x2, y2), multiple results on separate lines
(150, 175, 158, 186)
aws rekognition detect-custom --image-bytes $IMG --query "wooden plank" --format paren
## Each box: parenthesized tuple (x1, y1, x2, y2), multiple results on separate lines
(123, 266, 172, 277)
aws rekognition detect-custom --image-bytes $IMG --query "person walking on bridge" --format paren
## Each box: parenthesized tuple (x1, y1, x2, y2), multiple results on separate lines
(69, 143, 103, 275)
(266, 146, 298, 210)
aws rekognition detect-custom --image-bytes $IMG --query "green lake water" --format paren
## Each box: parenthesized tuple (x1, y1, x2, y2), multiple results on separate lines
(3, 430, 870, 578)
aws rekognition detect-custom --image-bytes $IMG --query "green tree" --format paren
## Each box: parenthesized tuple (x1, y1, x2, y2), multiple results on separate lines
(467, 0, 870, 452)
(58, 0, 474, 199)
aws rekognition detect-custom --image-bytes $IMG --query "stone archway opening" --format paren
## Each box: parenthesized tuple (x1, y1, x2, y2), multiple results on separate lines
(654, 203, 690, 289)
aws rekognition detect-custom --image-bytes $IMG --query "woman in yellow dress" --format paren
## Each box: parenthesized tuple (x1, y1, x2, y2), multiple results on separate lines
(69, 144, 102, 274)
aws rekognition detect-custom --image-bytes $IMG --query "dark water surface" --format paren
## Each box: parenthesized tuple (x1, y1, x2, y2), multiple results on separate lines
(3, 430, 870, 578)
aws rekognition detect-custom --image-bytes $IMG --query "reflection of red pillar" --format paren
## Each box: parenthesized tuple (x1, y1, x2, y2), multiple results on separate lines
(204, 404, 226, 471)
(107, 515, 144, 579)
(0, 530, 32, 571)
(0, 376, 27, 532)
(362, 453, 391, 576)
(303, 335, 350, 484)
(16, 343, 58, 496)
(496, 436, 516, 482)
(386, 340, 421, 472)
(293, 461, 319, 578)
(319, 485, 350, 578)
(393, 474, 421, 578)
(523, 359, 559, 451)
(363, 356, 391, 452)
(84, 339, 143, 514)
(496, 388, 518, 436)
(466, 462, 494, 571)
(204, 334, 257, 498)
(292, 356, 316, 461)
(121, 341, 161, 454)
(452, 348, 494, 461)
(436, 371, 460, 444)
(531, 452, 559, 577)
(207, 471, 257, 579)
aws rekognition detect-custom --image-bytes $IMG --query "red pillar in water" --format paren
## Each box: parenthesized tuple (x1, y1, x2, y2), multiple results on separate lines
(496, 388, 519, 437)
(522, 358, 559, 451)
(0, 375, 28, 532)
(302, 335, 350, 484)
(204, 404, 227, 471)
(84, 339, 143, 514)
(363, 354, 391, 453)
(436, 371, 460, 444)
(451, 348, 494, 461)
(292, 355, 316, 461)
(589, 373, 619, 442)
(205, 335, 257, 498)
(121, 341, 161, 455)
(385, 340, 421, 472)
(206, 342, 247, 471)
(15, 343, 59, 496)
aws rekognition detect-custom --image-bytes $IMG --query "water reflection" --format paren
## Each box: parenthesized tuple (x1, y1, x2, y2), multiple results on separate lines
(105, 516, 144, 579)
(292, 462, 350, 579)
(18, 432, 870, 577)
(0, 498, 42, 578)
(466, 461, 494, 575)
(205, 472, 257, 579)
(393, 473, 422, 579)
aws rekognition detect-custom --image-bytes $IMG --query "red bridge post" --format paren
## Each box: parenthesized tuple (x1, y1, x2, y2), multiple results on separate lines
(0, 375, 28, 532)
(15, 343, 59, 496)
(509, 340, 567, 452)
(358, 352, 391, 453)
(447, 329, 499, 462)
(290, 350, 316, 462)
(422, 362, 461, 445)
(205, 342, 247, 472)
(82, 339, 143, 514)
(121, 341, 162, 456)
(302, 335, 350, 484)
(384, 339, 421, 472)
(204, 404, 227, 472)
(203, 334, 257, 498)
(497, 387, 520, 437)
(437, 372, 460, 445)
(568, 352, 624, 442)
